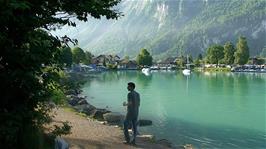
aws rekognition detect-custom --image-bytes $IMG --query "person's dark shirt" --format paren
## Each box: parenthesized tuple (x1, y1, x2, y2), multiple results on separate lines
(127, 90, 140, 117)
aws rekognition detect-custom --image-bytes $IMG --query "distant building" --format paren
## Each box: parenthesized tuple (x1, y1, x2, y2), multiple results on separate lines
(118, 60, 138, 70)
(92, 54, 120, 66)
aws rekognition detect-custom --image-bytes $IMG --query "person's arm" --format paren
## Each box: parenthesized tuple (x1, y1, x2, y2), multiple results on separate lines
(123, 93, 132, 106)
(127, 93, 133, 106)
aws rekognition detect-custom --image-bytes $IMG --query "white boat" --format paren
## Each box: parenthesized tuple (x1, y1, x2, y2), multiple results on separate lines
(182, 69, 191, 75)
(141, 68, 151, 76)
(182, 55, 191, 75)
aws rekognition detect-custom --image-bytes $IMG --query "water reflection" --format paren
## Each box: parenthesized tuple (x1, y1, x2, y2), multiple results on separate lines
(136, 72, 153, 88)
(83, 71, 266, 149)
(142, 117, 266, 149)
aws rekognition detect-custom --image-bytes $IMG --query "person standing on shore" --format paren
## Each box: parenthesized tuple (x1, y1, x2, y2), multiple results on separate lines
(123, 82, 140, 145)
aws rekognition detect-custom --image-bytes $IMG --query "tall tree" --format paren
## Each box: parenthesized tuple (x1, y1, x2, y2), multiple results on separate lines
(223, 42, 236, 65)
(136, 49, 153, 66)
(188, 55, 193, 63)
(234, 36, 250, 65)
(260, 47, 266, 58)
(72, 47, 86, 64)
(84, 51, 93, 65)
(176, 55, 186, 68)
(60, 46, 73, 67)
(206, 45, 224, 67)
(198, 54, 203, 60)
(0, 0, 121, 148)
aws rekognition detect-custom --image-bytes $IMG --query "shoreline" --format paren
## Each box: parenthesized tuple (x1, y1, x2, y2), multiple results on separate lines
(65, 89, 176, 148)
(60, 72, 195, 149)
(52, 107, 174, 149)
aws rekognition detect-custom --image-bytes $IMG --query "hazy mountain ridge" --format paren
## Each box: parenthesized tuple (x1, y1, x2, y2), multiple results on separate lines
(54, 0, 266, 59)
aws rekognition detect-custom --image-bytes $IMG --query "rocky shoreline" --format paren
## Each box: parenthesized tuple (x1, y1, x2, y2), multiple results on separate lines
(64, 88, 194, 149)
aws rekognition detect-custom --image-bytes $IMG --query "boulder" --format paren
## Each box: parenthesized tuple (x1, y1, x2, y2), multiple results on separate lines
(73, 104, 96, 115)
(182, 144, 194, 149)
(137, 134, 155, 142)
(65, 89, 82, 95)
(91, 108, 111, 120)
(103, 112, 125, 124)
(68, 98, 79, 106)
(138, 119, 152, 126)
(77, 99, 88, 105)
(65, 89, 78, 95)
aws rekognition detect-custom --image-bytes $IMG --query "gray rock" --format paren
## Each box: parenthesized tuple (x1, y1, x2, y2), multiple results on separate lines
(103, 112, 125, 124)
(136, 134, 155, 141)
(68, 98, 79, 106)
(91, 108, 111, 120)
(65, 89, 78, 95)
(73, 104, 96, 115)
(77, 99, 88, 105)
(138, 119, 152, 126)
(65, 88, 82, 95)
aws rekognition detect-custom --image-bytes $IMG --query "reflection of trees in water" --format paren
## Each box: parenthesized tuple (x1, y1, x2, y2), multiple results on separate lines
(204, 72, 249, 95)
(93, 71, 139, 83)
(160, 71, 177, 80)
(136, 72, 153, 88)
(203, 72, 266, 108)
(233, 73, 265, 94)
(204, 72, 222, 93)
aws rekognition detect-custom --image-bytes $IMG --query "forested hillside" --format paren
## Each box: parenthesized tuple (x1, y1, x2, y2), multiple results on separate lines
(54, 0, 266, 59)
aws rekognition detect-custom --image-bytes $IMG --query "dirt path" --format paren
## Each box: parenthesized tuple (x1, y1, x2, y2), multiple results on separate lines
(52, 108, 171, 149)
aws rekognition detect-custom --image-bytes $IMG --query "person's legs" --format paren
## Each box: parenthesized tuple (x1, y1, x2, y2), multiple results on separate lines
(131, 118, 138, 144)
(123, 118, 130, 143)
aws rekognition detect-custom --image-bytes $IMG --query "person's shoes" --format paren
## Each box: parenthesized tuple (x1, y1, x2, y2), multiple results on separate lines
(123, 141, 130, 145)
(130, 141, 137, 146)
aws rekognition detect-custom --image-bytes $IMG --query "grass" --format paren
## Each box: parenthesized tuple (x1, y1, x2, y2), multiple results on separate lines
(62, 105, 89, 118)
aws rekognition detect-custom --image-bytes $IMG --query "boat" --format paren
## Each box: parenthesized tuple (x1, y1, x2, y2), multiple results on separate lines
(182, 55, 191, 75)
(141, 67, 151, 76)
(182, 69, 191, 75)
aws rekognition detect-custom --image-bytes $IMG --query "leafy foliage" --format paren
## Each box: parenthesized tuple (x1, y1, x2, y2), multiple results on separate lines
(206, 45, 224, 66)
(136, 49, 153, 66)
(84, 51, 93, 65)
(176, 56, 186, 68)
(260, 47, 266, 58)
(72, 0, 266, 59)
(60, 46, 73, 67)
(72, 47, 86, 64)
(0, 0, 121, 148)
(223, 42, 236, 65)
(234, 36, 250, 65)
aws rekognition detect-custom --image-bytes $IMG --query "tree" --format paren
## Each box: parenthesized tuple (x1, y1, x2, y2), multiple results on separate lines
(72, 47, 86, 64)
(176, 56, 186, 68)
(234, 36, 250, 65)
(188, 55, 193, 63)
(194, 59, 201, 67)
(0, 0, 121, 148)
(84, 51, 93, 65)
(60, 46, 73, 67)
(136, 49, 153, 66)
(206, 45, 224, 67)
(223, 42, 236, 65)
(260, 47, 266, 58)
(124, 55, 130, 61)
(198, 54, 203, 60)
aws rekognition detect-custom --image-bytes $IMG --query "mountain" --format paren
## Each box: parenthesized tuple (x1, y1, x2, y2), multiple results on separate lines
(53, 0, 266, 59)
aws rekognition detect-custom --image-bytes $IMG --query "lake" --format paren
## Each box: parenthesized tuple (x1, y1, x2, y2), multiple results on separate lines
(82, 71, 266, 148)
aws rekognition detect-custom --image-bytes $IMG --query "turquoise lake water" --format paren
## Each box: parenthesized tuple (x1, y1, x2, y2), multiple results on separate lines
(82, 71, 266, 148)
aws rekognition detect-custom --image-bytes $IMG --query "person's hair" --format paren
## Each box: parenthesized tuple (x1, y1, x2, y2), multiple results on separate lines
(128, 82, 135, 89)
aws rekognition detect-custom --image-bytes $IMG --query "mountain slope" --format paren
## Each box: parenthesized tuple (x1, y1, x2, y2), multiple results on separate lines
(53, 0, 266, 59)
